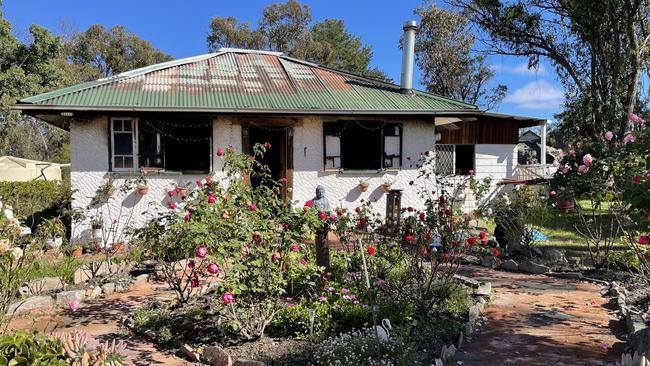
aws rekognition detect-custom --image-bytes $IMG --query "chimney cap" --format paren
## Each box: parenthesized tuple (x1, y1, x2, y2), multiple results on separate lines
(403, 20, 418, 31)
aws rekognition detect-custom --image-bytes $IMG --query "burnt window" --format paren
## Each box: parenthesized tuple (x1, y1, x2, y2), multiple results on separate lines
(435, 144, 475, 176)
(323, 121, 402, 170)
(110, 117, 211, 173)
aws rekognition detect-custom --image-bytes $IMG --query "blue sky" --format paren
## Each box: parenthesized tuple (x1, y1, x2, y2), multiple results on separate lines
(4, 0, 563, 120)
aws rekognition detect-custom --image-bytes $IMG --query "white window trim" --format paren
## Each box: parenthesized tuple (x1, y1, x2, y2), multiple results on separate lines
(110, 117, 139, 172)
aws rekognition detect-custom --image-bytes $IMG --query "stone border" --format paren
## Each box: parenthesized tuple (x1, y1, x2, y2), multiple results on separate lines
(453, 274, 491, 340)
(607, 282, 650, 356)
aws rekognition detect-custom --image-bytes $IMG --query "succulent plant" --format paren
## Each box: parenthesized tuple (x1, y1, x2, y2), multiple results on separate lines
(54, 331, 127, 366)
(616, 351, 648, 366)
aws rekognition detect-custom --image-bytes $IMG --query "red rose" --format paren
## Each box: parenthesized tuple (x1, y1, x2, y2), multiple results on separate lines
(467, 237, 477, 246)
(407, 207, 414, 212)
(632, 175, 642, 184)
(168, 191, 174, 197)
(305, 200, 314, 208)
(216, 148, 223, 156)
(319, 211, 327, 220)
(367, 246, 376, 255)
(405, 235, 414, 242)
(419, 212, 425, 221)
(329, 214, 337, 222)
(358, 218, 367, 226)
(480, 231, 487, 240)
(492, 247, 500, 257)
(355, 207, 361, 213)
(638, 235, 649, 245)
(264, 142, 272, 149)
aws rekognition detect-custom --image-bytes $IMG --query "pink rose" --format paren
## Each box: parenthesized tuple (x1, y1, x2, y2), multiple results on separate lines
(168, 202, 177, 210)
(318, 210, 327, 220)
(549, 190, 557, 197)
(628, 113, 644, 126)
(624, 133, 636, 144)
(578, 165, 589, 174)
(207, 263, 220, 274)
(582, 154, 594, 167)
(290, 244, 300, 252)
(271, 252, 281, 262)
(329, 214, 337, 222)
(638, 235, 649, 245)
(561, 165, 570, 174)
(195, 245, 208, 258)
(168, 191, 174, 198)
(208, 194, 216, 204)
(248, 203, 257, 211)
(197, 180, 203, 187)
(68, 300, 80, 312)
(604, 131, 614, 141)
(222, 292, 234, 304)
(264, 142, 272, 149)
(184, 213, 190, 222)
(216, 148, 223, 156)
(299, 258, 307, 266)
(304, 200, 314, 208)
(187, 260, 195, 269)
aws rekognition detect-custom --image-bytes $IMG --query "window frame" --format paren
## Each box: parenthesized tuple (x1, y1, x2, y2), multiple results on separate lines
(109, 117, 213, 173)
(322, 121, 403, 172)
(435, 144, 476, 176)
(109, 117, 139, 172)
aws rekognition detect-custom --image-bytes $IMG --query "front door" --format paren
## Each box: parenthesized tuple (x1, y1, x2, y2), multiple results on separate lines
(243, 124, 293, 199)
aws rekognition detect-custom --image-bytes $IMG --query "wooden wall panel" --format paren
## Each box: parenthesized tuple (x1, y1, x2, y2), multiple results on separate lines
(438, 119, 519, 144)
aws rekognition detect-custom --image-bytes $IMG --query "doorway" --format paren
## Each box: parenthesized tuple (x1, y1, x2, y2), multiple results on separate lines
(244, 124, 292, 199)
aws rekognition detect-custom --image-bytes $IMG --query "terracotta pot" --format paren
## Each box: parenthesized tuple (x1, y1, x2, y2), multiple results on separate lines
(70, 248, 83, 257)
(557, 199, 575, 212)
(112, 242, 125, 252)
(137, 185, 149, 195)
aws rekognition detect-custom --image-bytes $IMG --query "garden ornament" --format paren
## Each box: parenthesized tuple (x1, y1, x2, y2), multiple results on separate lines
(375, 318, 392, 342)
(313, 185, 330, 211)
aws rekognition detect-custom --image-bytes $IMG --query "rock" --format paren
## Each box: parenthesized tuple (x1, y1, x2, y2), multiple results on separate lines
(543, 248, 567, 263)
(518, 260, 550, 274)
(481, 256, 501, 269)
(233, 360, 265, 366)
(476, 282, 491, 297)
(26, 277, 64, 295)
(180, 344, 201, 363)
(501, 259, 519, 271)
(87, 286, 102, 299)
(567, 257, 581, 265)
(461, 255, 481, 265)
(7, 296, 53, 315)
(627, 314, 650, 355)
(133, 274, 149, 284)
(453, 274, 480, 289)
(101, 283, 115, 296)
(203, 346, 232, 366)
(468, 304, 482, 324)
(54, 290, 85, 305)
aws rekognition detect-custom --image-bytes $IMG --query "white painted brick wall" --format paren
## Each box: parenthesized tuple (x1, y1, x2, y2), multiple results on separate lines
(70, 116, 517, 243)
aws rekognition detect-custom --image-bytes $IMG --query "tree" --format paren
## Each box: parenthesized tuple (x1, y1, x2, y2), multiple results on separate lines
(67, 24, 173, 79)
(206, 0, 389, 81)
(415, 5, 506, 109)
(447, 0, 650, 141)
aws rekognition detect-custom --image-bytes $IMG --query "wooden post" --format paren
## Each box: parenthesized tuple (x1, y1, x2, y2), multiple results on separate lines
(315, 227, 329, 271)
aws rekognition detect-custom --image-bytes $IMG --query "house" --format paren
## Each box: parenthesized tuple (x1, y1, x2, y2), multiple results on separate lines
(15, 21, 545, 243)
(0, 156, 67, 182)
(517, 130, 558, 165)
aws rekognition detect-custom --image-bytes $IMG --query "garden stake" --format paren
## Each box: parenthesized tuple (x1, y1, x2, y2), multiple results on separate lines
(308, 308, 316, 336)
(358, 238, 381, 361)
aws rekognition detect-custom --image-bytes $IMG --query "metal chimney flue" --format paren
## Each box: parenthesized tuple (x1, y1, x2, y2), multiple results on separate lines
(400, 20, 418, 94)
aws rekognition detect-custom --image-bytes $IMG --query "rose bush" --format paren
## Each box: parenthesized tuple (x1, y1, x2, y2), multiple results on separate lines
(133, 144, 323, 340)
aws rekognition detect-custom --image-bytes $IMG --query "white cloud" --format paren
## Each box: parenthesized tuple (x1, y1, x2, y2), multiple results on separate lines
(491, 62, 547, 75)
(503, 80, 564, 110)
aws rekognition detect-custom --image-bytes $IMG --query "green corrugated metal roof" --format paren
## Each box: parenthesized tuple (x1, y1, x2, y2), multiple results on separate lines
(17, 49, 478, 114)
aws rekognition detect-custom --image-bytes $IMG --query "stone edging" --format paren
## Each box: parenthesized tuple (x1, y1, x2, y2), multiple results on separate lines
(606, 282, 650, 356)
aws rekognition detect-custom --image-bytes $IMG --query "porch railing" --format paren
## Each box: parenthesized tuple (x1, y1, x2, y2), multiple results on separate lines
(514, 164, 557, 181)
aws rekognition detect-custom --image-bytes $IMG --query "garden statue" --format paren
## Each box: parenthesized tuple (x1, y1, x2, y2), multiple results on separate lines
(375, 318, 392, 342)
(313, 185, 331, 271)
(313, 185, 330, 211)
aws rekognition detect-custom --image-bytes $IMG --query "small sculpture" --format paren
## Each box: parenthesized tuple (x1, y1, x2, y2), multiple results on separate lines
(375, 318, 392, 342)
(312, 185, 330, 211)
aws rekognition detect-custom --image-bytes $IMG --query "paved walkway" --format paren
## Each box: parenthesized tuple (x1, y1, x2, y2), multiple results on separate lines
(6, 281, 186, 366)
(456, 265, 625, 366)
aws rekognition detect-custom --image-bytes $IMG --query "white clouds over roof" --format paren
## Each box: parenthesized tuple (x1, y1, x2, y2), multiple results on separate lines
(503, 80, 564, 110)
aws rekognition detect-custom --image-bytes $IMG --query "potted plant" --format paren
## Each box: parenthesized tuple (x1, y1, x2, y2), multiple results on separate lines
(90, 217, 103, 241)
(136, 175, 149, 195)
(111, 241, 125, 252)
(358, 179, 370, 193)
(38, 218, 66, 250)
(381, 180, 393, 192)
(69, 244, 83, 257)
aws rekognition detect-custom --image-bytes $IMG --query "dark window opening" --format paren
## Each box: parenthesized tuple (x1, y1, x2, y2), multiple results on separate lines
(248, 125, 287, 186)
(324, 121, 402, 170)
(454, 144, 475, 175)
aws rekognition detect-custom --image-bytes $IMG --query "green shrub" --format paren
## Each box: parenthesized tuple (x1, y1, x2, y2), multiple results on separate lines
(0, 331, 66, 365)
(0, 180, 71, 228)
(28, 257, 89, 283)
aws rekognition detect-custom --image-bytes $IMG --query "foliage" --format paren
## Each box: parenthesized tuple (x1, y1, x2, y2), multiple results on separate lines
(550, 113, 649, 272)
(28, 257, 90, 284)
(312, 328, 424, 366)
(36, 218, 67, 240)
(448, 0, 650, 141)
(0, 331, 66, 366)
(206, 0, 389, 80)
(0, 176, 71, 229)
(488, 185, 551, 255)
(54, 331, 127, 366)
(415, 5, 507, 109)
(133, 144, 323, 340)
(0, 217, 34, 326)
(67, 24, 173, 80)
